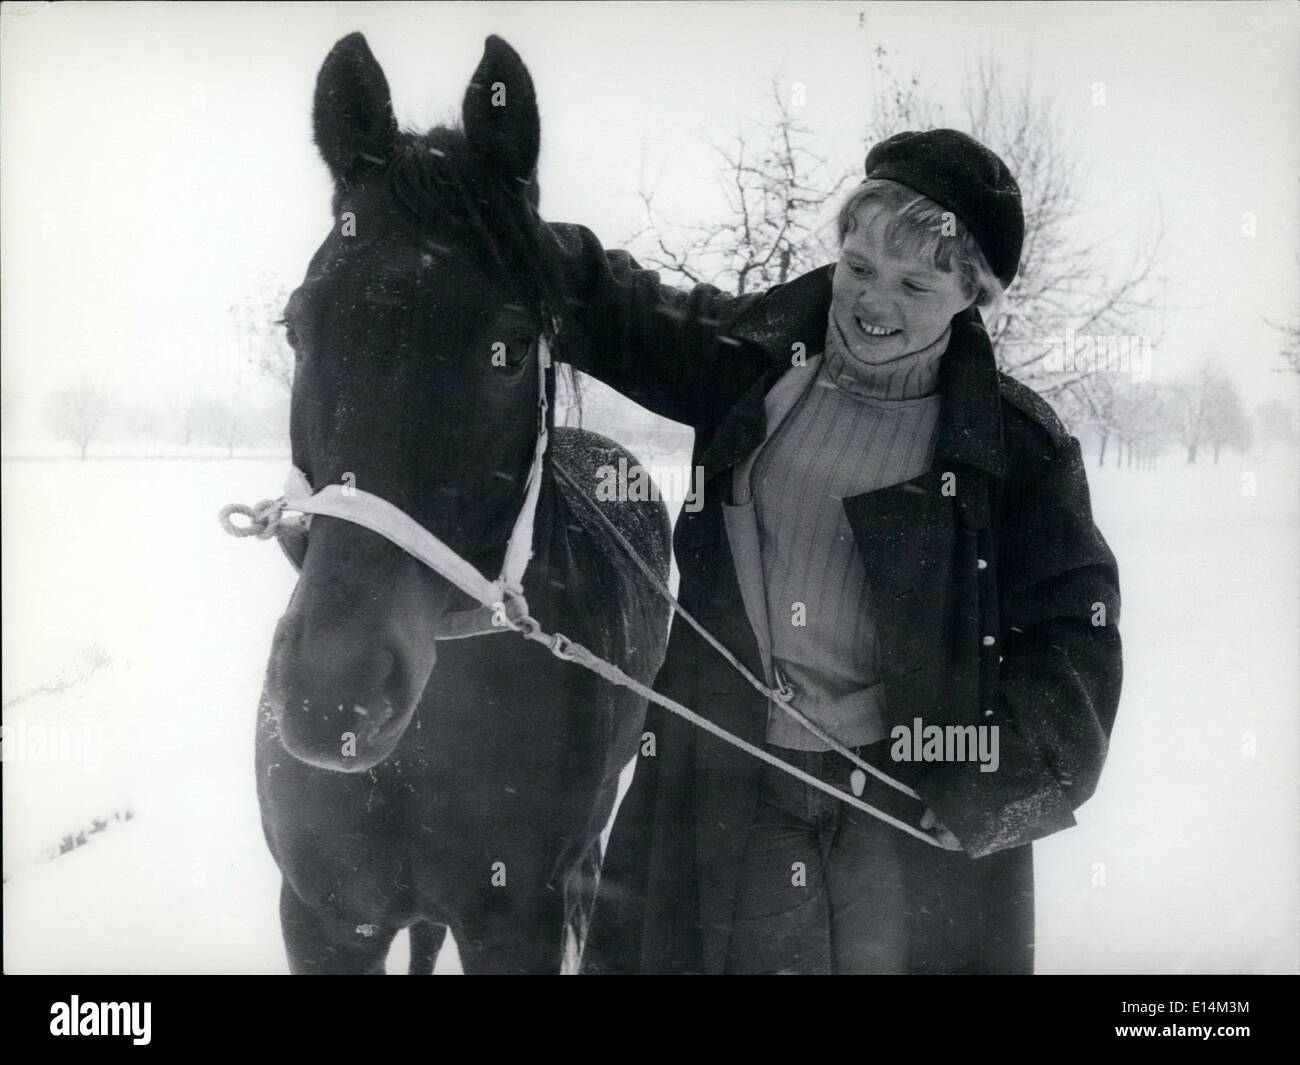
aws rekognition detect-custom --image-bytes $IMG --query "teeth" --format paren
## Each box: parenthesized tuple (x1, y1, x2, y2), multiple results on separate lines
(857, 317, 899, 337)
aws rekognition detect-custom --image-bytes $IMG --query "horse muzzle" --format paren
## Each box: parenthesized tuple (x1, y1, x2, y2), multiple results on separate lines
(265, 611, 425, 772)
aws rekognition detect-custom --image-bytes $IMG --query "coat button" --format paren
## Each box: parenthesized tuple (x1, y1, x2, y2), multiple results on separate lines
(982, 635, 996, 647)
(977, 558, 988, 570)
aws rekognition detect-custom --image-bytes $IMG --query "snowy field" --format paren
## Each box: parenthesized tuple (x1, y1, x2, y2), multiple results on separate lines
(3, 437, 1297, 974)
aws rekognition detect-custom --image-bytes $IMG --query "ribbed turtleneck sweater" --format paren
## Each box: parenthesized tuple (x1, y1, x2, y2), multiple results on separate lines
(752, 313, 951, 750)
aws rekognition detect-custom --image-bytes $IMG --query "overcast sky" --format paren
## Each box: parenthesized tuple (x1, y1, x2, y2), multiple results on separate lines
(2, 0, 1297, 431)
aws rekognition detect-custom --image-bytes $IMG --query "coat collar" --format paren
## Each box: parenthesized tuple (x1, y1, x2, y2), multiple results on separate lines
(702, 264, 1006, 480)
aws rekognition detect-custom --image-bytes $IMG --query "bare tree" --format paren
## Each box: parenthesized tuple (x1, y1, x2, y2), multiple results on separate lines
(1254, 397, 1299, 455)
(46, 380, 111, 460)
(867, 51, 1165, 400)
(865, 44, 945, 144)
(251, 394, 292, 449)
(1058, 374, 1168, 470)
(178, 394, 254, 457)
(1114, 381, 1171, 469)
(1170, 365, 1212, 464)
(620, 48, 1167, 453)
(1263, 311, 1299, 376)
(178, 392, 206, 447)
(1170, 361, 1248, 464)
(1061, 372, 1123, 467)
(1263, 249, 1300, 375)
(114, 400, 162, 443)
(630, 78, 854, 296)
(209, 398, 252, 459)
(230, 276, 295, 394)
(1202, 373, 1251, 462)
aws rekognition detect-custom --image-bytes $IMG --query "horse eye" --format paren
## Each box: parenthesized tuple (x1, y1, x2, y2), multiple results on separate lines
(505, 337, 533, 367)
(280, 319, 300, 350)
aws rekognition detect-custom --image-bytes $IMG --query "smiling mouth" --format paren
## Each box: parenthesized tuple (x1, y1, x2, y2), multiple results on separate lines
(855, 315, 901, 338)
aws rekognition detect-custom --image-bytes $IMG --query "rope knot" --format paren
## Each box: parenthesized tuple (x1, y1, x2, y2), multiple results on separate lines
(495, 588, 538, 636)
(772, 665, 796, 705)
(219, 497, 286, 540)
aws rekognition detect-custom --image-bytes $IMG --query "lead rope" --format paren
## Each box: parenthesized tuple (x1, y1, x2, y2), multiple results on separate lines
(550, 460, 925, 808)
(504, 610, 941, 847)
(221, 487, 940, 846)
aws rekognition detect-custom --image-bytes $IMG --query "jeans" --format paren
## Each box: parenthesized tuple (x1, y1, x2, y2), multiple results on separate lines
(724, 741, 910, 974)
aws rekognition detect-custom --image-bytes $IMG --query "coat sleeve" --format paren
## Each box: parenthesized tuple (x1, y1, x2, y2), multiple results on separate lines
(547, 222, 771, 433)
(917, 435, 1123, 858)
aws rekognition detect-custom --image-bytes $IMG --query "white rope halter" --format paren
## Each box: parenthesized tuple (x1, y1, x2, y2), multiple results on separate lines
(220, 337, 554, 638)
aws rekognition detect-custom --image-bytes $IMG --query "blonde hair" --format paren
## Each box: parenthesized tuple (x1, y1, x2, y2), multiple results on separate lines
(836, 178, 1006, 322)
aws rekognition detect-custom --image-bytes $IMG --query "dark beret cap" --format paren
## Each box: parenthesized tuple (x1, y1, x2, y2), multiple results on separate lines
(864, 128, 1024, 288)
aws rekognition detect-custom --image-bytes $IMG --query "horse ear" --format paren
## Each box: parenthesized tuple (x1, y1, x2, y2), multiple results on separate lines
(462, 35, 540, 204)
(313, 33, 398, 184)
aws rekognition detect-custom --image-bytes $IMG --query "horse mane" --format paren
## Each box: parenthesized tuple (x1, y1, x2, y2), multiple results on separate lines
(385, 129, 562, 334)
(384, 126, 578, 425)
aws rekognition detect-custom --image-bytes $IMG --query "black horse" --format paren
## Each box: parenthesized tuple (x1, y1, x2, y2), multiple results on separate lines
(256, 32, 670, 974)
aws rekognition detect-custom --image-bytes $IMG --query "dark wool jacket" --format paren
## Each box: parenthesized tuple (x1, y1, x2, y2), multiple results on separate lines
(548, 223, 1123, 975)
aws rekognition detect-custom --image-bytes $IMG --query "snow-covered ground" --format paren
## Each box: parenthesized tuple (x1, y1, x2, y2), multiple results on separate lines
(3, 436, 1297, 974)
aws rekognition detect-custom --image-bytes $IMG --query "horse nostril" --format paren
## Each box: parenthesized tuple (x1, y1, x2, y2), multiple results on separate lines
(266, 625, 417, 765)
(354, 701, 395, 730)
(357, 649, 396, 692)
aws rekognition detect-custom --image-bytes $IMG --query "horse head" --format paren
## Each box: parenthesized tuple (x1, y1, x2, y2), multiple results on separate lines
(265, 32, 562, 772)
